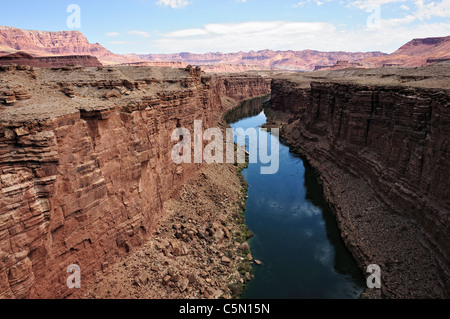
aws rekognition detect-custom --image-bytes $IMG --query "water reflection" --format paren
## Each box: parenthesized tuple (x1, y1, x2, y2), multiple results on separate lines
(227, 97, 365, 299)
(303, 161, 366, 287)
(225, 95, 271, 124)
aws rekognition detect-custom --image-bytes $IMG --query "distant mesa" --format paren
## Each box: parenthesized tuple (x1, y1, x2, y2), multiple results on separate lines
(126, 50, 387, 72)
(119, 61, 188, 68)
(0, 51, 103, 68)
(312, 36, 450, 71)
(358, 35, 450, 68)
(314, 60, 364, 71)
(0, 26, 448, 72)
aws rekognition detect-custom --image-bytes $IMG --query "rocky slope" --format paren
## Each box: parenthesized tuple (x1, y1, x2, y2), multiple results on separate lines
(266, 63, 450, 298)
(71, 162, 255, 299)
(0, 64, 270, 298)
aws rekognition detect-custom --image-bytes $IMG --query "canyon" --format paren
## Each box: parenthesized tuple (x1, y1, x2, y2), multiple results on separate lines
(0, 25, 449, 299)
(266, 62, 450, 298)
(0, 64, 270, 298)
(0, 60, 448, 299)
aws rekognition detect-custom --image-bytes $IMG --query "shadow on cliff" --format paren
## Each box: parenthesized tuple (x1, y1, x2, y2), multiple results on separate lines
(301, 158, 366, 285)
(225, 95, 271, 124)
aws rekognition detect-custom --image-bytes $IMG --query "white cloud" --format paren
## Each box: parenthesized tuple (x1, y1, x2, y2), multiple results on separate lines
(381, 14, 416, 26)
(128, 30, 151, 38)
(294, 1, 306, 7)
(165, 28, 209, 37)
(164, 21, 334, 38)
(106, 32, 121, 37)
(314, 243, 333, 267)
(156, 0, 190, 9)
(347, 0, 407, 10)
(154, 19, 450, 54)
(415, 0, 450, 20)
(348, 0, 450, 19)
(109, 41, 130, 45)
(294, 0, 328, 7)
(345, 0, 450, 32)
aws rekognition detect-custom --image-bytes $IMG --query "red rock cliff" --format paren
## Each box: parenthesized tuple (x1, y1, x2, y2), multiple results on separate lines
(0, 65, 270, 298)
(268, 65, 450, 298)
(0, 26, 131, 65)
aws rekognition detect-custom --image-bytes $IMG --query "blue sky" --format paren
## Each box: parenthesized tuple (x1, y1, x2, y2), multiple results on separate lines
(0, 0, 449, 54)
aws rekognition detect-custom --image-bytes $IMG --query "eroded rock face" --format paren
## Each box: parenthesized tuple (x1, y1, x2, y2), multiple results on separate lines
(0, 66, 270, 298)
(0, 26, 128, 64)
(268, 68, 450, 298)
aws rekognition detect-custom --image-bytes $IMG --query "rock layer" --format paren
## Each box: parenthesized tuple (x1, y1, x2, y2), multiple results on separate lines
(267, 64, 450, 298)
(0, 65, 270, 298)
(361, 36, 450, 68)
(127, 50, 386, 72)
(0, 52, 103, 68)
(0, 26, 129, 65)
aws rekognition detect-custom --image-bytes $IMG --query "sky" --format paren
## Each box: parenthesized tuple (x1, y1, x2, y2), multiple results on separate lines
(0, 0, 449, 54)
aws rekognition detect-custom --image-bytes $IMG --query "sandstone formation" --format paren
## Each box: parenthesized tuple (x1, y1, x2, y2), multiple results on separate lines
(361, 36, 450, 68)
(0, 26, 130, 65)
(0, 52, 103, 68)
(125, 49, 386, 71)
(266, 63, 450, 298)
(0, 64, 270, 298)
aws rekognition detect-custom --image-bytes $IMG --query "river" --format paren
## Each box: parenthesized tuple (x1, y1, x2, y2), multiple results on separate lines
(227, 96, 365, 299)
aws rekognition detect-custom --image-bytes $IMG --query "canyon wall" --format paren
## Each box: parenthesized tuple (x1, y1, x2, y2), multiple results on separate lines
(0, 65, 270, 299)
(268, 67, 449, 298)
